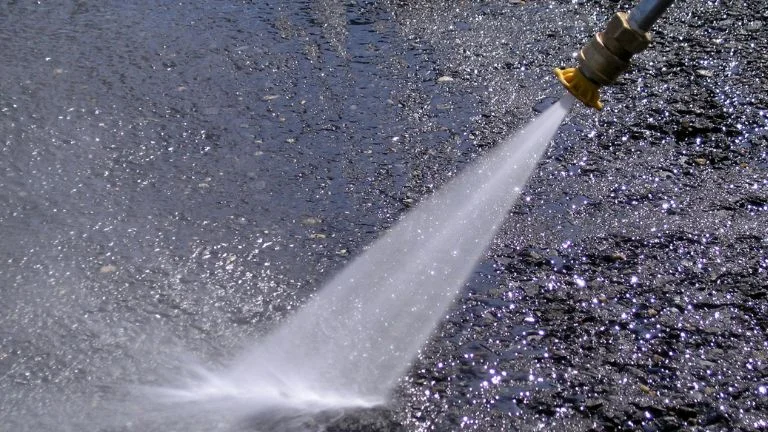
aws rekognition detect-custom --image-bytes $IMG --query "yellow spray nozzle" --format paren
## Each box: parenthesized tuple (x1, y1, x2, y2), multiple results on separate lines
(554, 67, 603, 110)
(553, 3, 670, 111)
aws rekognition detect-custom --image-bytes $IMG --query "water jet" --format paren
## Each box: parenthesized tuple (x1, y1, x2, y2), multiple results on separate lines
(153, 95, 576, 418)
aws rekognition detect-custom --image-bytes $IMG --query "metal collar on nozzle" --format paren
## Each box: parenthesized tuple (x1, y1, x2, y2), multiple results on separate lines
(555, 0, 674, 110)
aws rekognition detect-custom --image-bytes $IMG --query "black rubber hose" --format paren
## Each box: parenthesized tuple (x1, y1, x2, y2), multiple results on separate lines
(628, 0, 674, 32)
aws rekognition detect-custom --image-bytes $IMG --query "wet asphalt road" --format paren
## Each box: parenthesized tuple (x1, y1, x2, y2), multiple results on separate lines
(1, 1, 766, 431)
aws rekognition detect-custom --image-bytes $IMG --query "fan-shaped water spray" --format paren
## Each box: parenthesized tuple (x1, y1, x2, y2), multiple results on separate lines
(152, 94, 575, 419)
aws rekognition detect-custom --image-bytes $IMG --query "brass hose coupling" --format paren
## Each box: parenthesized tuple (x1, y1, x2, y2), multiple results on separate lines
(578, 12, 651, 87)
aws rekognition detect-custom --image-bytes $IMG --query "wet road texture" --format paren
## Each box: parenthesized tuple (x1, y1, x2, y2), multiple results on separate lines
(1, 1, 766, 431)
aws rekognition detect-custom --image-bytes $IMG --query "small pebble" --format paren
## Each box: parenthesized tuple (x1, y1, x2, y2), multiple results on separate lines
(99, 264, 117, 273)
(524, 250, 543, 260)
(585, 399, 604, 410)
(523, 284, 539, 296)
(301, 217, 322, 226)
(746, 21, 763, 31)
(437, 76, 454, 83)
(607, 252, 627, 262)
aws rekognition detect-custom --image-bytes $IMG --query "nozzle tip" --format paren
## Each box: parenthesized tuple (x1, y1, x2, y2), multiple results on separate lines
(554, 67, 603, 110)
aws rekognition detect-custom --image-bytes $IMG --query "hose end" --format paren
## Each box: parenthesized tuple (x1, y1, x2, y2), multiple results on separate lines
(554, 67, 603, 110)
(553, 10, 656, 111)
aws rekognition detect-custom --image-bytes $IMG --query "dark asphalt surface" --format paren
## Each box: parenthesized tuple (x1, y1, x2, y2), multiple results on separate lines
(384, 1, 767, 431)
(1, 1, 766, 431)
